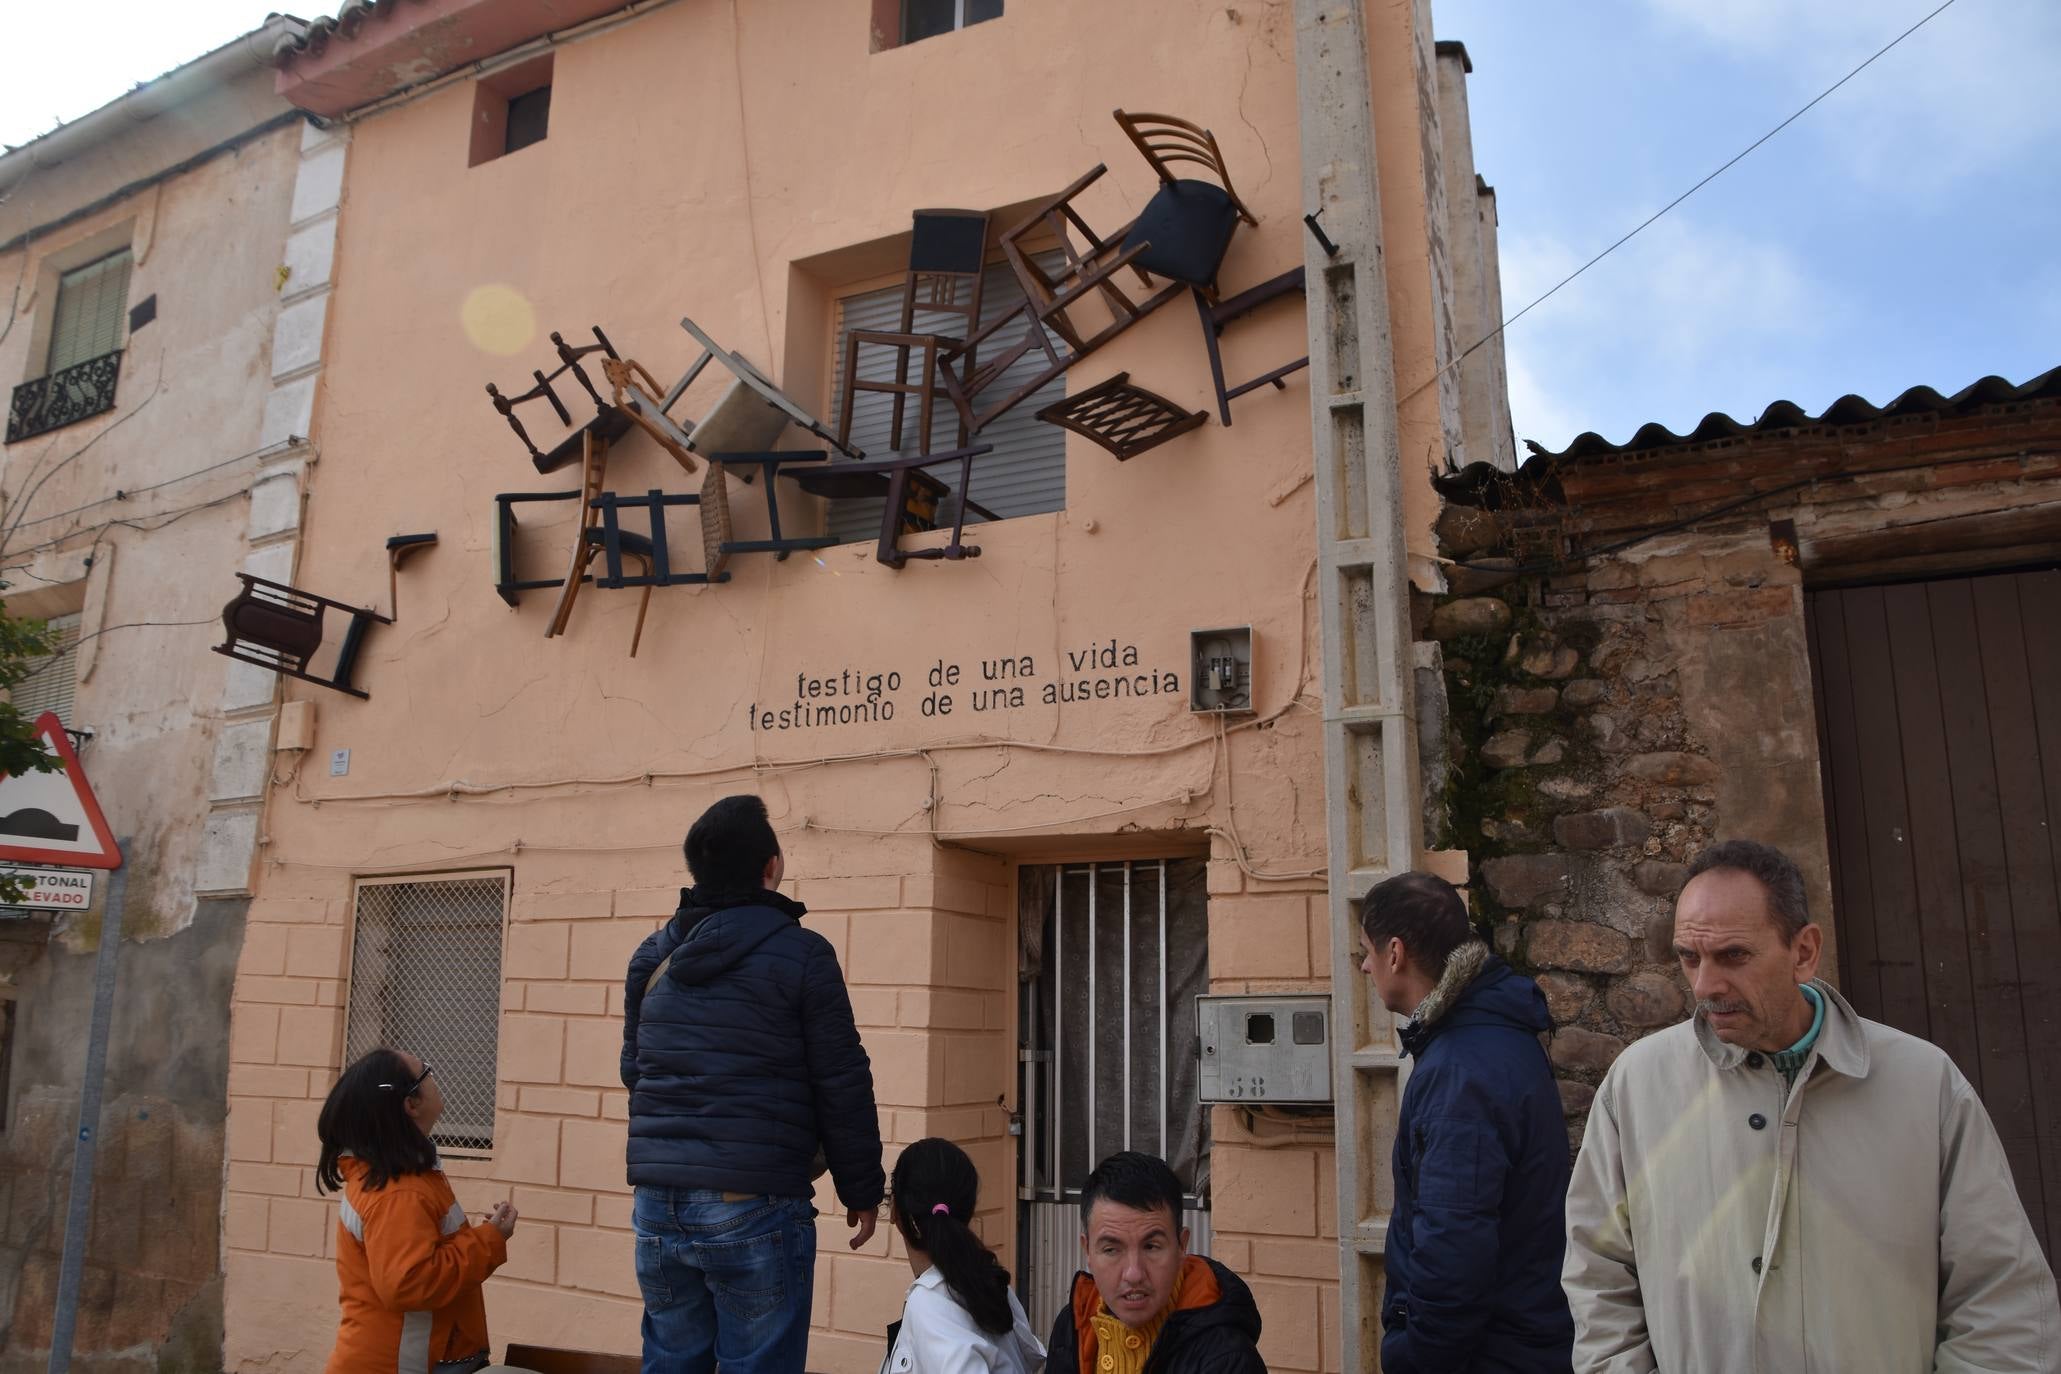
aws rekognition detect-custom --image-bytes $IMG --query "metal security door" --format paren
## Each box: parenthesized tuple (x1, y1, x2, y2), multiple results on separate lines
(1016, 859, 1212, 1334)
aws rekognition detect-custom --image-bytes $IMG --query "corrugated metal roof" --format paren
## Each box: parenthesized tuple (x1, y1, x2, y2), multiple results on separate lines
(1433, 364, 2061, 507)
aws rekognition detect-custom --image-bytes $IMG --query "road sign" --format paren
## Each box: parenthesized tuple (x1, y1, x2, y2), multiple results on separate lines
(0, 865, 95, 910)
(0, 712, 121, 869)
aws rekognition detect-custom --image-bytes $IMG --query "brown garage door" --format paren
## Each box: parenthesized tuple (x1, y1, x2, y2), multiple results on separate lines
(1807, 567, 2061, 1261)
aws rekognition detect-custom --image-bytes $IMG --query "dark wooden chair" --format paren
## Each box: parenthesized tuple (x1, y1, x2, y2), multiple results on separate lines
(213, 573, 391, 699)
(939, 167, 1183, 435)
(835, 209, 990, 455)
(384, 533, 437, 620)
(699, 451, 839, 577)
(1034, 373, 1206, 461)
(1112, 109, 1256, 302)
(792, 444, 996, 568)
(1191, 266, 1310, 425)
(486, 327, 633, 474)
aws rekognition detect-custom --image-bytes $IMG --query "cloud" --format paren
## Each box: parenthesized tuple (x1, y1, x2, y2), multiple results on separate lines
(1639, 0, 2061, 190)
(1494, 216, 1831, 451)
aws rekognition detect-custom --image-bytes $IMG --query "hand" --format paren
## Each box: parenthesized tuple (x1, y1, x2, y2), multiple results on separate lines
(846, 1207, 877, 1250)
(486, 1200, 518, 1239)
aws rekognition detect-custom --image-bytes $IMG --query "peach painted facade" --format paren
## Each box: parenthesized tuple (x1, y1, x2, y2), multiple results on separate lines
(222, 2, 1499, 1371)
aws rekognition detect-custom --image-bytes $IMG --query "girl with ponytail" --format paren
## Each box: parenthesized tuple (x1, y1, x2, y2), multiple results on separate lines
(882, 1138, 1045, 1374)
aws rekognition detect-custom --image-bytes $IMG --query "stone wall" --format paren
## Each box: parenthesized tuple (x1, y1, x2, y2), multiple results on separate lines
(1426, 514, 1828, 1136)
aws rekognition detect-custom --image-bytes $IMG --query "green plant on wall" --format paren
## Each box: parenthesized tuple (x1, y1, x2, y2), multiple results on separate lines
(0, 585, 59, 905)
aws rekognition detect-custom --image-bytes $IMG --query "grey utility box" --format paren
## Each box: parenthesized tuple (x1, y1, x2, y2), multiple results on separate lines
(1196, 994, 1333, 1103)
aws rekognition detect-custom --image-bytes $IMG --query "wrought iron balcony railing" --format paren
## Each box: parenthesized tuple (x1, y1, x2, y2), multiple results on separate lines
(6, 350, 123, 444)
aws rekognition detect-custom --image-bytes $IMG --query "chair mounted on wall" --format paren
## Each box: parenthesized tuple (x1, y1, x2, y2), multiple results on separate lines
(1034, 372, 1206, 461)
(1191, 266, 1310, 426)
(793, 444, 996, 569)
(486, 327, 633, 475)
(1112, 109, 1256, 302)
(835, 209, 991, 456)
(698, 451, 840, 578)
(939, 166, 1184, 436)
(213, 573, 392, 699)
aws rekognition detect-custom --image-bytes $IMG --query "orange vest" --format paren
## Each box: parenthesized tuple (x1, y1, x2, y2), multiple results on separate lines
(325, 1158, 508, 1374)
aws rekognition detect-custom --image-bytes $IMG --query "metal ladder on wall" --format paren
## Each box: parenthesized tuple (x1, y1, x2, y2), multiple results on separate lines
(1294, 2, 1426, 1368)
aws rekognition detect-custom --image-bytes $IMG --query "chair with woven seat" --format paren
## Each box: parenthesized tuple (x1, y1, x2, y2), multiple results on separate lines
(836, 209, 990, 456)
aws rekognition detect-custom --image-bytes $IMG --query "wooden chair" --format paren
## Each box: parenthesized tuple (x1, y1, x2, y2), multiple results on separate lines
(699, 451, 839, 577)
(486, 327, 633, 474)
(938, 167, 1181, 435)
(1191, 266, 1310, 426)
(792, 444, 997, 568)
(835, 209, 990, 455)
(213, 574, 391, 699)
(1112, 109, 1256, 301)
(545, 430, 657, 656)
(1034, 372, 1206, 461)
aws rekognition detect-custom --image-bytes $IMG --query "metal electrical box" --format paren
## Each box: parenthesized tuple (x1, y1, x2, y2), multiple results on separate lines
(1196, 994, 1333, 1103)
(1189, 626, 1253, 714)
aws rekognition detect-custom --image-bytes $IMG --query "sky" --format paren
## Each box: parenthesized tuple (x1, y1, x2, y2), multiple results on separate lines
(4, 0, 2056, 455)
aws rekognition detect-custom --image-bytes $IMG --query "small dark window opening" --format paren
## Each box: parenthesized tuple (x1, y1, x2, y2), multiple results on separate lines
(901, 0, 1002, 45)
(504, 86, 551, 156)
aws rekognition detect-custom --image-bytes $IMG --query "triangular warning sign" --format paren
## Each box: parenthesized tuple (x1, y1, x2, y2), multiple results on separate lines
(0, 711, 121, 869)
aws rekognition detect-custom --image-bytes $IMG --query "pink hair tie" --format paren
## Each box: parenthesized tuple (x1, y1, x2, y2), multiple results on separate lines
(931, 1204, 950, 1216)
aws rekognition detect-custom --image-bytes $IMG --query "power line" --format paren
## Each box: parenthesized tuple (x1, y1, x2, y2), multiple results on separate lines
(1403, 0, 1964, 411)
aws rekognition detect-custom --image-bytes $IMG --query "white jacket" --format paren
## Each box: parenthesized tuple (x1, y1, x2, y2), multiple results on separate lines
(882, 1266, 1046, 1374)
(1564, 980, 2058, 1373)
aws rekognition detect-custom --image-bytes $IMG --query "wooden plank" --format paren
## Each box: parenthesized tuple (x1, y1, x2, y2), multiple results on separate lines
(1881, 582, 1986, 1095)
(1837, 586, 1932, 1042)
(1993, 568, 2061, 1259)
(1806, 591, 1884, 1015)
(1934, 576, 2044, 1244)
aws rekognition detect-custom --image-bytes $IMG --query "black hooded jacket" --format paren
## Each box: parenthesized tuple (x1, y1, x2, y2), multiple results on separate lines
(1046, 1256, 1268, 1374)
(620, 886, 883, 1209)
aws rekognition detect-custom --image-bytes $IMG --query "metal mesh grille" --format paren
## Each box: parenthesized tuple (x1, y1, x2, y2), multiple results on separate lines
(345, 873, 508, 1152)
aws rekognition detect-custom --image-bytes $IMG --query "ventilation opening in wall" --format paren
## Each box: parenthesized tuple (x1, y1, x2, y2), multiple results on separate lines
(469, 55, 554, 167)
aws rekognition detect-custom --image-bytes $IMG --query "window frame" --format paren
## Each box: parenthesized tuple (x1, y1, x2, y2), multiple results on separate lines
(45, 250, 133, 377)
(822, 249, 1069, 546)
(342, 868, 512, 1157)
(8, 612, 82, 729)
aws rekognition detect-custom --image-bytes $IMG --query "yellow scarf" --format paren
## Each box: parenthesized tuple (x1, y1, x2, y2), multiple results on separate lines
(1089, 1266, 1184, 1374)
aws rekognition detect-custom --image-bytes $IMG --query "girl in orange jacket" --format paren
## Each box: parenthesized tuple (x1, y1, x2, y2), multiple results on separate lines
(315, 1049, 519, 1374)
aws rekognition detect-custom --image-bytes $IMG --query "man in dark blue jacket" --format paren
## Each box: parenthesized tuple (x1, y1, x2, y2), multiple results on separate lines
(1359, 871, 1574, 1374)
(622, 794, 883, 1374)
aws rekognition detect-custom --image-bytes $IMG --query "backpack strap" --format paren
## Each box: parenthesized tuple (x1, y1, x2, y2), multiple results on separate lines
(644, 950, 676, 996)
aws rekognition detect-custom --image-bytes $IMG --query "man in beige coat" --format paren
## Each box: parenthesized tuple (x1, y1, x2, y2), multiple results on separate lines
(1563, 839, 2058, 1373)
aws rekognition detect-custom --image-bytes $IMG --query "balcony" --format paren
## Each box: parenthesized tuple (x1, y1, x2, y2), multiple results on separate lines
(6, 350, 122, 444)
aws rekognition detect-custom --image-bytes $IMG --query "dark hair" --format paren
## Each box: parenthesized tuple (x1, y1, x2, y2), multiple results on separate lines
(1359, 871, 1471, 979)
(1079, 1151, 1185, 1235)
(892, 1138, 1013, 1336)
(1686, 839, 1810, 942)
(684, 794, 781, 894)
(315, 1048, 439, 1194)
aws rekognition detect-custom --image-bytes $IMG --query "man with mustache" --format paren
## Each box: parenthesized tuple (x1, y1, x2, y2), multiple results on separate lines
(1562, 839, 2057, 1373)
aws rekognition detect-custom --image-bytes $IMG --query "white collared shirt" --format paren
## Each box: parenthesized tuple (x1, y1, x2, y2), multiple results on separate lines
(884, 1266, 1046, 1374)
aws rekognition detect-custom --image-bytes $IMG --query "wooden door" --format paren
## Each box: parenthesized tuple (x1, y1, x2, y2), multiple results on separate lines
(1807, 567, 2061, 1260)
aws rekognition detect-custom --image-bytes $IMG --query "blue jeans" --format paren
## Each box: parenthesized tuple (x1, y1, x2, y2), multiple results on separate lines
(633, 1188, 817, 1374)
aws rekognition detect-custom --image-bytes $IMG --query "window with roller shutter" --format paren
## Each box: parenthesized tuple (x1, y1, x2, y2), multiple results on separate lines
(48, 251, 131, 375)
(826, 254, 1067, 545)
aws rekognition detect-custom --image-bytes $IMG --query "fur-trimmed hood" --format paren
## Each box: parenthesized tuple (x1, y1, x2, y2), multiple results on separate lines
(1398, 943, 1550, 1058)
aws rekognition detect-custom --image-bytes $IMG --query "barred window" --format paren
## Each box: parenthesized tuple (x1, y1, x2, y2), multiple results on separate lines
(827, 252, 1066, 545)
(344, 872, 509, 1153)
(10, 612, 81, 727)
(48, 251, 131, 375)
